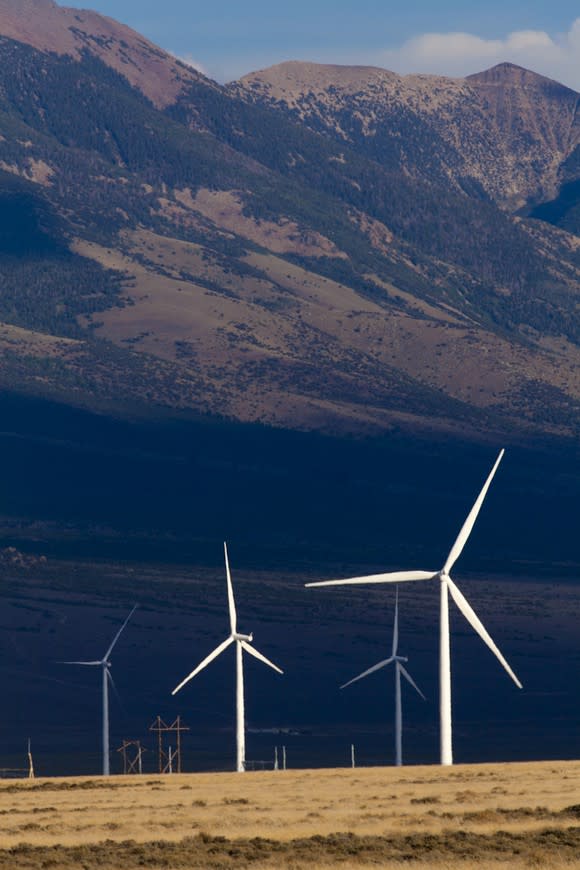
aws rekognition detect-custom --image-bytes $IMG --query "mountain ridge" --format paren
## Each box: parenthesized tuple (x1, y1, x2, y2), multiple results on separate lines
(0, 0, 206, 106)
(233, 60, 580, 210)
(0, 2, 578, 439)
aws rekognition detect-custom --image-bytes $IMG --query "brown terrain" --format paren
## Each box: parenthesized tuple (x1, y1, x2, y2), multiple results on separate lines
(0, 0, 202, 106)
(0, 0, 578, 439)
(74, 225, 580, 436)
(1, 762, 580, 867)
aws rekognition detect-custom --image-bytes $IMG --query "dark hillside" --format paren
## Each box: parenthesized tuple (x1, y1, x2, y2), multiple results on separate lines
(0, 392, 577, 773)
(529, 144, 580, 235)
(0, 170, 64, 256)
(0, 171, 125, 335)
(0, 391, 577, 570)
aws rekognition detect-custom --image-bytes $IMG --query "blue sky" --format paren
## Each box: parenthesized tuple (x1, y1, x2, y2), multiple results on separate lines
(63, 1, 580, 87)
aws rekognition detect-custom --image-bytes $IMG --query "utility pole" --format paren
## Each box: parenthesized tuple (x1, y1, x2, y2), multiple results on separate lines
(27, 739, 35, 779)
(149, 716, 190, 774)
(117, 740, 146, 774)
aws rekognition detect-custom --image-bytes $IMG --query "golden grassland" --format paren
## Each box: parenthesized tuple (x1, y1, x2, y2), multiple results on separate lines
(1, 761, 580, 868)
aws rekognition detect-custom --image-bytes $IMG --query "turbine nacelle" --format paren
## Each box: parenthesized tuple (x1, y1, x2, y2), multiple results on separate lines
(233, 632, 253, 643)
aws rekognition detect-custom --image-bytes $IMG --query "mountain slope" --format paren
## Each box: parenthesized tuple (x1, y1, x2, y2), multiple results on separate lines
(529, 142, 580, 234)
(0, 3, 577, 437)
(233, 61, 580, 211)
(0, 0, 206, 106)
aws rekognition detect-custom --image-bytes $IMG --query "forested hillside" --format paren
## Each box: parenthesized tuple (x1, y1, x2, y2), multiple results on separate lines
(0, 1, 578, 438)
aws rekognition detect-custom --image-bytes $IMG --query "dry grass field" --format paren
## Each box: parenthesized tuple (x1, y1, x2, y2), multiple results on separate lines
(2, 761, 580, 868)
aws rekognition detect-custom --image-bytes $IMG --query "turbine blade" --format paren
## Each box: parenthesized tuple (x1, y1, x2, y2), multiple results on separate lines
(306, 570, 436, 588)
(104, 604, 138, 660)
(443, 450, 504, 575)
(107, 669, 126, 716)
(392, 587, 399, 657)
(340, 656, 394, 689)
(447, 577, 522, 689)
(224, 542, 237, 635)
(240, 640, 283, 674)
(58, 660, 101, 666)
(171, 636, 234, 695)
(399, 662, 426, 701)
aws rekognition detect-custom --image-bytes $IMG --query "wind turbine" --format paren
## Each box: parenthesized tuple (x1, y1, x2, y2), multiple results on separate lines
(341, 588, 425, 766)
(307, 449, 522, 766)
(61, 604, 137, 776)
(172, 542, 283, 772)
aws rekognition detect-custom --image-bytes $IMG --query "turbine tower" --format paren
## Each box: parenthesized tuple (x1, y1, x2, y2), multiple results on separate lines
(172, 542, 283, 772)
(307, 449, 522, 766)
(341, 588, 425, 766)
(62, 604, 137, 776)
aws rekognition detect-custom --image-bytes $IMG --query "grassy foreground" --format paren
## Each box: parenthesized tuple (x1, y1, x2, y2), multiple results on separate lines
(1, 761, 580, 868)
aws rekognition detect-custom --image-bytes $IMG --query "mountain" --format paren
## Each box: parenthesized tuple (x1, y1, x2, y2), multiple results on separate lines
(529, 136, 580, 234)
(234, 61, 580, 210)
(0, 0, 204, 105)
(0, 1, 578, 439)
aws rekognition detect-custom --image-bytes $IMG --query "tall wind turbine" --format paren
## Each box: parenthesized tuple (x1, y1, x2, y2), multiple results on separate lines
(341, 588, 425, 766)
(62, 604, 137, 776)
(172, 543, 283, 772)
(307, 449, 522, 766)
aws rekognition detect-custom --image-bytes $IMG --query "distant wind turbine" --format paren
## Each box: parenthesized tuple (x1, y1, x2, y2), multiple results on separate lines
(341, 588, 424, 766)
(307, 449, 522, 766)
(172, 543, 283, 772)
(61, 604, 137, 776)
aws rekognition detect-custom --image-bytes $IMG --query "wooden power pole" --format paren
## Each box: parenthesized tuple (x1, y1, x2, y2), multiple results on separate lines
(149, 716, 189, 773)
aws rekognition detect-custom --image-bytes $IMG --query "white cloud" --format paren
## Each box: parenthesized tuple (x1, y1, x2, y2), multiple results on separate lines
(173, 53, 210, 78)
(171, 18, 580, 87)
(377, 19, 580, 90)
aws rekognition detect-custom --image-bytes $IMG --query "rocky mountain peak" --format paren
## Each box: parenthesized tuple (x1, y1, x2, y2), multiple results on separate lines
(236, 60, 408, 110)
(467, 61, 578, 95)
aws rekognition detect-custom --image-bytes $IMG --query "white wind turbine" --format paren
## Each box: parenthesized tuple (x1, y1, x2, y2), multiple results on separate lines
(341, 588, 424, 766)
(307, 449, 522, 765)
(62, 604, 137, 776)
(172, 542, 283, 772)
